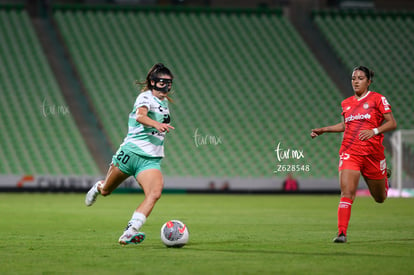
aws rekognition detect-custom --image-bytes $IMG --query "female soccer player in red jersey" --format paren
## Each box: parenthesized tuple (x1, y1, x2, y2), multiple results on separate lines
(310, 66, 397, 243)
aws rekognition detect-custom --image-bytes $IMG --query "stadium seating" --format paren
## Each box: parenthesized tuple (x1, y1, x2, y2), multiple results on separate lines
(0, 5, 100, 175)
(313, 10, 414, 130)
(1, 4, 411, 185)
(53, 5, 344, 178)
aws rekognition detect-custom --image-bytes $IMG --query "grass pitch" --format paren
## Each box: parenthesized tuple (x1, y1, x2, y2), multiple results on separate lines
(0, 193, 413, 274)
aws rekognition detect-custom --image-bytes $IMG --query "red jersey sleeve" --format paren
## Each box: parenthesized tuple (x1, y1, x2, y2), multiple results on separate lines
(377, 94, 392, 114)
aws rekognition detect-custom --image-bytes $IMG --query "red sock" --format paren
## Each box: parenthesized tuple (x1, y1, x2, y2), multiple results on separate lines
(337, 197, 353, 236)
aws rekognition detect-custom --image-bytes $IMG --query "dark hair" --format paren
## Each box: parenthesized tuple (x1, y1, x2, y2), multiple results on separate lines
(136, 63, 174, 101)
(353, 66, 374, 82)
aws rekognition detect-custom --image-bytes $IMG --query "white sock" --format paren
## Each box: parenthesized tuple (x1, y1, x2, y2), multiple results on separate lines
(130, 212, 146, 231)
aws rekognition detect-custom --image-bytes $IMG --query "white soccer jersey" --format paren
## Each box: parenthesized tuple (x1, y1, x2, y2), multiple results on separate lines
(120, 90, 171, 157)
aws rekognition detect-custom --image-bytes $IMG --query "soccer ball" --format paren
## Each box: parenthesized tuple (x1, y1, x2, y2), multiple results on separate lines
(160, 220, 189, 248)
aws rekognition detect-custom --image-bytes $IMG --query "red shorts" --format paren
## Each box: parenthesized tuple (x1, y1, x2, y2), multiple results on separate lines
(338, 152, 387, 180)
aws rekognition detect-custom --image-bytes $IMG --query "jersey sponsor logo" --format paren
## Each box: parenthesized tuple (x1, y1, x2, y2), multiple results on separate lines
(344, 113, 371, 123)
(150, 105, 168, 114)
(381, 96, 390, 111)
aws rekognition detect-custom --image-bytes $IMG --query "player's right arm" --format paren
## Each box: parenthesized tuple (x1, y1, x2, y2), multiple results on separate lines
(311, 119, 345, 139)
(136, 106, 174, 133)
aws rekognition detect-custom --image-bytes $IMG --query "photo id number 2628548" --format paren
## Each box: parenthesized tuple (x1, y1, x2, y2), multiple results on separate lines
(273, 164, 310, 174)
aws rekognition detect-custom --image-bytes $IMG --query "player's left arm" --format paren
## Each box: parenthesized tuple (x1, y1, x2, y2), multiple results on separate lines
(359, 112, 397, 141)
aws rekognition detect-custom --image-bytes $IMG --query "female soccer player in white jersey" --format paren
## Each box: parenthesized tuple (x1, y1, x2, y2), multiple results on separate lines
(85, 63, 175, 245)
(311, 66, 397, 243)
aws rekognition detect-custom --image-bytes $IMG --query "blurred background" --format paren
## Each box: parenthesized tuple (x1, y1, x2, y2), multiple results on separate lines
(0, 0, 413, 193)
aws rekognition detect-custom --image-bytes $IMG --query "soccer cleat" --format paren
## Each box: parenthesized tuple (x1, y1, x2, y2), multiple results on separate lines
(85, 181, 102, 206)
(119, 223, 145, 245)
(333, 232, 347, 243)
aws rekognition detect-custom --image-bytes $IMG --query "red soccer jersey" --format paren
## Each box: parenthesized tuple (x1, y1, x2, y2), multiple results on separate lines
(340, 91, 392, 155)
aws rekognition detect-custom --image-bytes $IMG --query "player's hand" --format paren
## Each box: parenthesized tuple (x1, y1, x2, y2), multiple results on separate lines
(310, 128, 324, 139)
(359, 129, 375, 141)
(156, 123, 175, 133)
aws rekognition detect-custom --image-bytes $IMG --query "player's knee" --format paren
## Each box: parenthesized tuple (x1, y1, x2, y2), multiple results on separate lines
(153, 190, 162, 201)
(147, 189, 162, 202)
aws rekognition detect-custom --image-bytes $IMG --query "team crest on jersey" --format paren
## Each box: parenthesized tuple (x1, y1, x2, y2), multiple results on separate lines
(363, 103, 369, 109)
